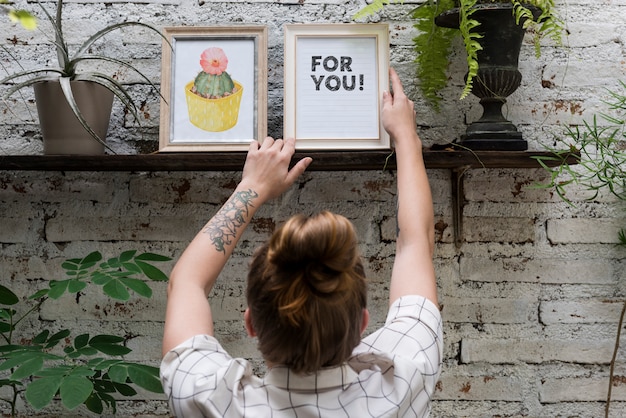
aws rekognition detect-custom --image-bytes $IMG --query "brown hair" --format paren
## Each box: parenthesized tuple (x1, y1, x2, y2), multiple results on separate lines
(246, 211, 367, 374)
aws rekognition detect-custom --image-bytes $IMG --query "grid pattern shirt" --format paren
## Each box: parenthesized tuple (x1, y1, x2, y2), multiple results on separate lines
(160, 295, 443, 417)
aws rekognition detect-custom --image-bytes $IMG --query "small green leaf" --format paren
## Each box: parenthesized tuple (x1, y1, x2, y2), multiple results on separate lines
(119, 277, 152, 298)
(135, 260, 169, 281)
(32, 330, 50, 344)
(25, 376, 61, 410)
(74, 333, 89, 349)
(62, 261, 80, 271)
(48, 280, 70, 299)
(0, 284, 19, 305)
(91, 271, 112, 285)
(126, 364, 163, 393)
(108, 364, 128, 383)
(68, 279, 87, 293)
(90, 335, 125, 345)
(89, 358, 121, 370)
(28, 289, 49, 300)
(103, 279, 130, 301)
(94, 377, 116, 392)
(1, 352, 40, 372)
(84, 392, 104, 414)
(122, 262, 142, 274)
(0, 321, 12, 333)
(75, 346, 99, 357)
(114, 382, 137, 396)
(11, 356, 44, 380)
(135, 252, 172, 262)
(89, 335, 131, 356)
(81, 251, 103, 265)
(60, 375, 94, 410)
(48, 329, 71, 344)
(119, 250, 137, 262)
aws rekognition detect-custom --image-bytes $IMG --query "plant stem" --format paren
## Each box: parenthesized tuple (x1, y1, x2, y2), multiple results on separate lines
(606, 300, 626, 418)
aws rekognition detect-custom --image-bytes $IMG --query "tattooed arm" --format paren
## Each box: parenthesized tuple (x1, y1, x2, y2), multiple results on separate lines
(162, 138, 312, 356)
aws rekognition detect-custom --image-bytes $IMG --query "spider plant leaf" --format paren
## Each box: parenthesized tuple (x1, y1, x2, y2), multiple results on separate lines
(70, 55, 166, 102)
(58, 77, 114, 153)
(0, 68, 63, 87)
(34, 0, 69, 70)
(75, 21, 171, 58)
(2, 72, 64, 98)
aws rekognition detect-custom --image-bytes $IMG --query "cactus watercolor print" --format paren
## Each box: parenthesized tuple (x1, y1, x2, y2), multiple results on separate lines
(159, 27, 268, 152)
(185, 47, 244, 132)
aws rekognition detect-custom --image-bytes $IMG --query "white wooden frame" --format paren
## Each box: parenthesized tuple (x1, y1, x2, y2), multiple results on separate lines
(284, 24, 390, 150)
(159, 26, 267, 152)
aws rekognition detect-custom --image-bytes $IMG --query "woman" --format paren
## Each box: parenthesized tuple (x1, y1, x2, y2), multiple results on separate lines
(160, 68, 442, 417)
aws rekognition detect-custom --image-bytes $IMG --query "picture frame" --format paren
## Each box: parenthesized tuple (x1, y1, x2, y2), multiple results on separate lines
(159, 26, 267, 152)
(284, 24, 390, 150)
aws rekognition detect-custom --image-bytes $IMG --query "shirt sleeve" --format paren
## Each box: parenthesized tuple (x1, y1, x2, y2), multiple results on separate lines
(160, 334, 250, 417)
(357, 295, 443, 378)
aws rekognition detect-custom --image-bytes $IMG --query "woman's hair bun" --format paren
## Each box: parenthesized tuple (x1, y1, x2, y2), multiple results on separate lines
(267, 211, 359, 278)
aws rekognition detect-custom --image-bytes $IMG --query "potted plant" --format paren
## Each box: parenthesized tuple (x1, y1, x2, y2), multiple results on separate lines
(0, 250, 171, 416)
(0, 0, 166, 155)
(356, 0, 564, 150)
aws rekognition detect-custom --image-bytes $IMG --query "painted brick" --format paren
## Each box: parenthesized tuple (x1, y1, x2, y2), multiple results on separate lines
(443, 297, 535, 324)
(434, 374, 523, 401)
(45, 216, 198, 242)
(0, 172, 116, 202)
(463, 217, 535, 243)
(129, 173, 237, 204)
(547, 218, 626, 244)
(39, 283, 169, 322)
(461, 338, 614, 364)
(540, 300, 625, 324)
(540, 377, 626, 403)
(460, 257, 615, 284)
(0, 217, 31, 243)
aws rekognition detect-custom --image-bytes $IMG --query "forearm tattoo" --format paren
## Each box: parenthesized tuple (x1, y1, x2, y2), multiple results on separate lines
(203, 189, 259, 253)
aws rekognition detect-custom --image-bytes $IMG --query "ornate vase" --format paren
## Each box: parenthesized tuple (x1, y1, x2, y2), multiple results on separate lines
(436, 3, 541, 151)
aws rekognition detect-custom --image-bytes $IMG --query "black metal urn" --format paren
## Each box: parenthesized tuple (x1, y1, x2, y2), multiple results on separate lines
(436, 3, 541, 151)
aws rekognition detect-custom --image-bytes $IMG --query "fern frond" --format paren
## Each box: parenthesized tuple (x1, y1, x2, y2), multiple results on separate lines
(458, 0, 481, 99)
(411, 0, 456, 110)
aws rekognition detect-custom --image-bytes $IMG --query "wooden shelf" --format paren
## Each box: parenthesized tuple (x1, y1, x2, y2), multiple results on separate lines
(0, 149, 575, 171)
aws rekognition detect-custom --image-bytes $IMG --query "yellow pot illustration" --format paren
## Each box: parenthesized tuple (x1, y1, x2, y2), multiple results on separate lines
(185, 81, 243, 132)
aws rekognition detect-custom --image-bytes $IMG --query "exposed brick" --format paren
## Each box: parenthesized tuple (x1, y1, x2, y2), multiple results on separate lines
(434, 374, 523, 401)
(460, 257, 616, 284)
(130, 174, 236, 204)
(463, 217, 535, 243)
(45, 216, 197, 242)
(540, 300, 625, 324)
(443, 297, 535, 324)
(0, 218, 31, 243)
(547, 218, 626, 244)
(461, 338, 614, 364)
(541, 377, 626, 403)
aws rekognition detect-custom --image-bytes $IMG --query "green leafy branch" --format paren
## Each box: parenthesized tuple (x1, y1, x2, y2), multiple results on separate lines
(534, 81, 625, 418)
(0, 250, 171, 416)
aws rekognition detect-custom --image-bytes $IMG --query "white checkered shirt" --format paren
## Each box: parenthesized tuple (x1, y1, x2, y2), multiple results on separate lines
(160, 295, 443, 417)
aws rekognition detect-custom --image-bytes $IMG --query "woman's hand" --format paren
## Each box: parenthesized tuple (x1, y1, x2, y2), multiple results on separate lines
(382, 68, 421, 150)
(239, 137, 312, 203)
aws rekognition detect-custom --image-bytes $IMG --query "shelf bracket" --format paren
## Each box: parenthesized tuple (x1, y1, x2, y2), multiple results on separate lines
(451, 166, 471, 248)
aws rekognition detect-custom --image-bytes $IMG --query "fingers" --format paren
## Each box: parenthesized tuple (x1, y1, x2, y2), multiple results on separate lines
(286, 156, 313, 184)
(389, 67, 403, 96)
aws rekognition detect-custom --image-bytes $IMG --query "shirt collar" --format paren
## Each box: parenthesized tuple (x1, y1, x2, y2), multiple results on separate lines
(263, 363, 358, 391)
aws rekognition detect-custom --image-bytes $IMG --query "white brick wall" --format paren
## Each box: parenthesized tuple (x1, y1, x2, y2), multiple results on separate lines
(1, 0, 625, 416)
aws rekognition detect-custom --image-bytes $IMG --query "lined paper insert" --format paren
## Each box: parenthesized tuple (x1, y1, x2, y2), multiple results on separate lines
(295, 36, 378, 140)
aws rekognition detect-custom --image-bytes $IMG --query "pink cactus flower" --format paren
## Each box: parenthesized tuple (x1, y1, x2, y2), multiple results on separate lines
(200, 47, 229, 75)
